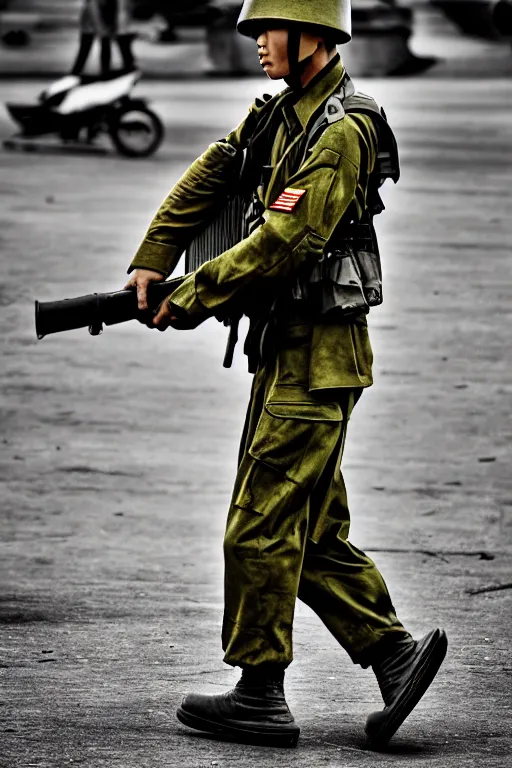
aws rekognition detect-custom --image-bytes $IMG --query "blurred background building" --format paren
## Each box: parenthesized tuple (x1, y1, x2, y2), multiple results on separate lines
(0, 0, 511, 78)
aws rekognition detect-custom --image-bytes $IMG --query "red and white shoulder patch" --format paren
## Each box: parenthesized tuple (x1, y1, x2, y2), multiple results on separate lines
(269, 187, 306, 213)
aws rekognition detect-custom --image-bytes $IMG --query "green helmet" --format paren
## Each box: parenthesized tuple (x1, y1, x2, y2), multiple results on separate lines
(237, 0, 352, 44)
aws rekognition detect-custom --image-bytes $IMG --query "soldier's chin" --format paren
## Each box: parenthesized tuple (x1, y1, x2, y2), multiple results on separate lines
(263, 64, 287, 80)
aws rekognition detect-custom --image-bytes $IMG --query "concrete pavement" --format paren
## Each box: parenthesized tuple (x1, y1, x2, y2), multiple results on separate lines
(0, 72, 511, 766)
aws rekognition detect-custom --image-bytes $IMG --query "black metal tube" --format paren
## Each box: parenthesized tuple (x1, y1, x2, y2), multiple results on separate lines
(35, 293, 102, 339)
(35, 274, 188, 339)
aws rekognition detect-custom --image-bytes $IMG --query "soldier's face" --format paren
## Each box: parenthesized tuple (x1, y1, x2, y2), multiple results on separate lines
(256, 29, 323, 80)
(256, 29, 290, 79)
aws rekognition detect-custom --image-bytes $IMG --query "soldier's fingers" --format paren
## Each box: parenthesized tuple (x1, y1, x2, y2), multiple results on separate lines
(154, 314, 170, 332)
(152, 302, 168, 329)
(153, 301, 178, 331)
(136, 281, 148, 311)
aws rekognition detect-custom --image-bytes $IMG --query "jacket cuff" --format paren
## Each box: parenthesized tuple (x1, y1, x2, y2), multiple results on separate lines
(168, 274, 212, 329)
(128, 239, 181, 276)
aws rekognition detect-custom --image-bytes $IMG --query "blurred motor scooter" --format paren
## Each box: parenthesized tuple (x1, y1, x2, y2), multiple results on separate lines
(4, 69, 164, 157)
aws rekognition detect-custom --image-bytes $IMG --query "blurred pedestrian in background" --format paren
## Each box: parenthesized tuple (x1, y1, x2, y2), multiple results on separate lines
(71, 0, 137, 77)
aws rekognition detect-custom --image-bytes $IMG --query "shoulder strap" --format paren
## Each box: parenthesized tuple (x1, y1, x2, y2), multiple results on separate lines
(344, 95, 400, 185)
(305, 70, 354, 149)
(306, 73, 400, 189)
(240, 88, 291, 197)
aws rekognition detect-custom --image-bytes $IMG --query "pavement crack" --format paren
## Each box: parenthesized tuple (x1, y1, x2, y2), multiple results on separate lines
(58, 466, 138, 477)
(367, 548, 495, 561)
(466, 583, 512, 596)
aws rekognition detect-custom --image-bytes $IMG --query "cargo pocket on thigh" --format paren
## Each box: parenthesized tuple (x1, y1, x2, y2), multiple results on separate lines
(233, 385, 343, 516)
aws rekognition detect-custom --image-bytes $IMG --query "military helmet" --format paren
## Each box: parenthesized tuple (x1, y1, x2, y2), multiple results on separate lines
(237, 0, 352, 44)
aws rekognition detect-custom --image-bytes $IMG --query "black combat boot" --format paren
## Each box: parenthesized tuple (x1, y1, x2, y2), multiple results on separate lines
(365, 628, 448, 747)
(176, 667, 300, 747)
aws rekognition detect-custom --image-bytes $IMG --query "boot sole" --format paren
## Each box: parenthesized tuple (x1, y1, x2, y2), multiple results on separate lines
(365, 628, 448, 747)
(176, 705, 300, 748)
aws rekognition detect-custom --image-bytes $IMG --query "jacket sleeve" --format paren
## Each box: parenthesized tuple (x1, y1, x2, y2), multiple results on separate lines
(127, 98, 276, 277)
(168, 114, 378, 327)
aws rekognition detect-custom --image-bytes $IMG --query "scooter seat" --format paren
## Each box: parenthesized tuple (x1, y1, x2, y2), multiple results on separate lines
(55, 70, 141, 115)
(79, 68, 139, 85)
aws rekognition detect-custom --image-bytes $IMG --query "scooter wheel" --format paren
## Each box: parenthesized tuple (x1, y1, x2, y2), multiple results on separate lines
(109, 104, 164, 158)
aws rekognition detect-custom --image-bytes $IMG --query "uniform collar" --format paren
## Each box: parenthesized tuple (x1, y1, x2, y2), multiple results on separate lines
(288, 55, 345, 133)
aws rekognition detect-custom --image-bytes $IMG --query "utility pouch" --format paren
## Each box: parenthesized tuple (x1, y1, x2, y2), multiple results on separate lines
(293, 212, 384, 319)
(355, 247, 382, 307)
(292, 74, 398, 320)
(293, 246, 369, 319)
(351, 216, 383, 307)
(318, 248, 369, 317)
(323, 213, 383, 310)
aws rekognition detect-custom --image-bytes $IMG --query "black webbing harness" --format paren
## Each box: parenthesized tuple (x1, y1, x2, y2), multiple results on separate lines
(186, 72, 400, 368)
(241, 74, 400, 370)
(308, 70, 400, 198)
(285, 72, 401, 321)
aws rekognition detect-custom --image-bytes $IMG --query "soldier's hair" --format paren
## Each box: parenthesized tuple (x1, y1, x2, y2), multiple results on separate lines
(300, 23, 338, 53)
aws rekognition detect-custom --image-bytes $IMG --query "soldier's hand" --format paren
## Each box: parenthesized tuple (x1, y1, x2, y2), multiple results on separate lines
(153, 298, 178, 332)
(123, 268, 164, 311)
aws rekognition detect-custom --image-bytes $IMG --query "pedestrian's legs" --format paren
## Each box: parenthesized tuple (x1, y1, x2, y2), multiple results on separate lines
(116, 34, 136, 70)
(70, 33, 94, 75)
(100, 37, 111, 75)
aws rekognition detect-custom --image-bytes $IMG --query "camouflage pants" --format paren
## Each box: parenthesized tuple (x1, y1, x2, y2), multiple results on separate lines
(222, 322, 408, 668)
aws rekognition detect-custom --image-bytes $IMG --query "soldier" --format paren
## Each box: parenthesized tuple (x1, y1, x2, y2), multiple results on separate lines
(124, 0, 448, 749)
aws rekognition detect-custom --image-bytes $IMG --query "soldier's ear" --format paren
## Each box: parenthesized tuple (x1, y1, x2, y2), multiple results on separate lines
(298, 32, 320, 62)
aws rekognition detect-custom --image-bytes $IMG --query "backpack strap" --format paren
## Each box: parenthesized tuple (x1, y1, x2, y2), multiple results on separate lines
(344, 94, 400, 188)
(291, 74, 401, 317)
(305, 69, 354, 149)
(305, 73, 400, 198)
